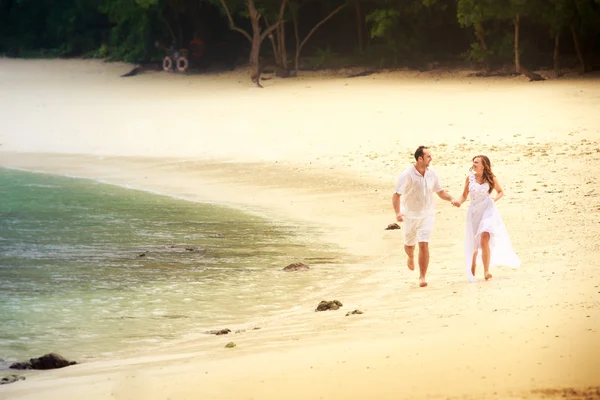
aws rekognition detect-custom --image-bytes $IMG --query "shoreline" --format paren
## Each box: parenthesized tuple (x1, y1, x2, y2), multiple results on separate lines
(2, 150, 599, 400)
(0, 157, 374, 367)
(1, 59, 599, 399)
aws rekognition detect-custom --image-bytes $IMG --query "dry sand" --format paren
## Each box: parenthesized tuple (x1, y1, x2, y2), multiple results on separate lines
(1, 58, 599, 400)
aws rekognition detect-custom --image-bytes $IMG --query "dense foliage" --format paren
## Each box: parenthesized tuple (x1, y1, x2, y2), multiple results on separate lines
(1, 0, 598, 72)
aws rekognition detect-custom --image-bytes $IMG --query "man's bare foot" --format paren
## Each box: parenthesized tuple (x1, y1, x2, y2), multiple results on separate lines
(419, 279, 428, 287)
(485, 273, 492, 280)
(407, 257, 415, 271)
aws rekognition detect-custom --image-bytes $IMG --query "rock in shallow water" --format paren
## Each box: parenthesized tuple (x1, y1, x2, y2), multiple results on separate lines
(283, 262, 310, 272)
(9, 353, 77, 370)
(1, 375, 26, 385)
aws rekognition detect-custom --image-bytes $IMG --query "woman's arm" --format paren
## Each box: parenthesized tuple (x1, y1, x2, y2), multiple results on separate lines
(492, 176, 504, 202)
(457, 176, 469, 206)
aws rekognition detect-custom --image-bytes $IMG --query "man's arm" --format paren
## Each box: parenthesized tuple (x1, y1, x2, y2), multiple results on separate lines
(392, 193, 403, 222)
(392, 170, 408, 222)
(436, 189, 459, 207)
(432, 172, 459, 207)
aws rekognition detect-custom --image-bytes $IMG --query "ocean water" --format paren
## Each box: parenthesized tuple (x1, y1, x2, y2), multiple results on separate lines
(0, 168, 346, 367)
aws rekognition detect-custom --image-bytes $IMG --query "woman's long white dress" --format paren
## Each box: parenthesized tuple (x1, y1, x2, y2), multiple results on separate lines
(464, 172, 521, 282)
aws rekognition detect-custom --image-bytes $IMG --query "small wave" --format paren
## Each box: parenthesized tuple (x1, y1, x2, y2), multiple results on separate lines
(22, 183, 58, 188)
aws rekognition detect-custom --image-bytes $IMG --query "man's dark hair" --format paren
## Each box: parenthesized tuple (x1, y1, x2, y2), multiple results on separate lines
(414, 146, 429, 161)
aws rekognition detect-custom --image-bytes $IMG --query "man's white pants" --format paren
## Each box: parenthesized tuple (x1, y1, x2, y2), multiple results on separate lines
(403, 216, 435, 246)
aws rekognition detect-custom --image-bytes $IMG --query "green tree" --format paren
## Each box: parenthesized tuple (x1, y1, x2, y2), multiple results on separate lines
(539, 0, 574, 76)
(571, 0, 600, 73)
(457, 0, 545, 79)
(0, 0, 106, 56)
(99, 0, 163, 62)
(365, 0, 450, 67)
(457, 0, 507, 70)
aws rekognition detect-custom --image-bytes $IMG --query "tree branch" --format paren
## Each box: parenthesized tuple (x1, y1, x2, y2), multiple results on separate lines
(159, 13, 176, 44)
(298, 3, 346, 53)
(264, 15, 281, 64)
(260, 0, 288, 41)
(292, 6, 299, 51)
(218, 0, 252, 43)
(260, 20, 283, 41)
(277, 0, 287, 21)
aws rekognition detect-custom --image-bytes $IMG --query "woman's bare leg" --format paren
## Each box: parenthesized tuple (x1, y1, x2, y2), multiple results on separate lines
(481, 232, 492, 280)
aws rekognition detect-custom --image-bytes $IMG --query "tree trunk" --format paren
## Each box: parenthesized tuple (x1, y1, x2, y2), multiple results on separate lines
(292, 8, 300, 73)
(585, 29, 598, 73)
(265, 16, 287, 69)
(294, 3, 347, 75)
(355, 0, 364, 52)
(571, 24, 586, 73)
(279, 23, 288, 68)
(514, 13, 520, 73)
(266, 17, 281, 66)
(218, 0, 286, 86)
(512, 13, 543, 82)
(248, 0, 262, 86)
(553, 34, 560, 78)
(474, 22, 489, 71)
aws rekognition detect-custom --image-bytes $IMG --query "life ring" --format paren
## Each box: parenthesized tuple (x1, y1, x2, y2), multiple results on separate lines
(162, 56, 173, 72)
(176, 56, 188, 72)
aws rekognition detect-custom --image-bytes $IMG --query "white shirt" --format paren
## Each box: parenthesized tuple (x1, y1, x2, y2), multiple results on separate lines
(394, 166, 443, 219)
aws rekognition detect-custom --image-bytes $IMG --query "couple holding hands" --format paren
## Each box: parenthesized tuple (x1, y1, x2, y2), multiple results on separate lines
(392, 146, 521, 287)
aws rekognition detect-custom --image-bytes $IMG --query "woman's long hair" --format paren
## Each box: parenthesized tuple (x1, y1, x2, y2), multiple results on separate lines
(471, 155, 495, 193)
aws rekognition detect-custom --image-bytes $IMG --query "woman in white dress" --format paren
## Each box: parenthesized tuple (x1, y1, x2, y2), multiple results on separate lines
(456, 155, 521, 282)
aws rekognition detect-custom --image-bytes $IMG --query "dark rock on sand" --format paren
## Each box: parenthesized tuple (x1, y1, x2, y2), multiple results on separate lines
(121, 66, 142, 77)
(346, 310, 364, 316)
(205, 328, 231, 335)
(1, 375, 26, 385)
(234, 327, 262, 333)
(283, 262, 309, 272)
(347, 69, 378, 78)
(316, 300, 343, 312)
(10, 353, 77, 370)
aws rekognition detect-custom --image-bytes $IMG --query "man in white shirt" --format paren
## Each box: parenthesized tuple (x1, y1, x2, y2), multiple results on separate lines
(392, 146, 459, 287)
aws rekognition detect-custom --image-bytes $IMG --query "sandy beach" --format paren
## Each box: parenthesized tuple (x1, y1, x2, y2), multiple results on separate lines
(1, 58, 599, 400)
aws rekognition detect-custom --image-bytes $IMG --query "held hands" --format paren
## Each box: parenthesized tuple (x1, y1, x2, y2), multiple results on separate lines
(451, 198, 461, 208)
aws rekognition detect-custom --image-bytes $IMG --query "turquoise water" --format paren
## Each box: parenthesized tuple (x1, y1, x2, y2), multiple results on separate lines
(0, 168, 344, 367)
